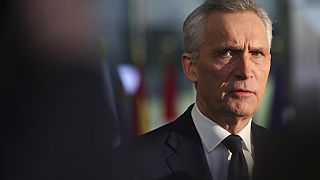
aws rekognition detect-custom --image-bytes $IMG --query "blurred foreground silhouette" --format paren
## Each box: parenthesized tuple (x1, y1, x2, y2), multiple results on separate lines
(0, 1, 117, 179)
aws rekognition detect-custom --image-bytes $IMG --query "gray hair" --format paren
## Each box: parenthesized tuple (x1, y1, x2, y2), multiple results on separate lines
(183, 0, 273, 60)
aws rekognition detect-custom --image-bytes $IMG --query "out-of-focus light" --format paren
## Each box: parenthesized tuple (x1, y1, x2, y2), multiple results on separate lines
(117, 64, 140, 96)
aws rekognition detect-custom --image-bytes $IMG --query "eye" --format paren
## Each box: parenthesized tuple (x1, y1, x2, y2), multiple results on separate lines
(251, 51, 264, 57)
(219, 50, 232, 58)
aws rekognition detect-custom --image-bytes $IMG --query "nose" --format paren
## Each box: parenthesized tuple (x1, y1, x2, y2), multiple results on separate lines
(233, 53, 253, 80)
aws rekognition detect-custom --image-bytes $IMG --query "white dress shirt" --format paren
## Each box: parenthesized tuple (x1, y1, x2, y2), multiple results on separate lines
(191, 104, 254, 180)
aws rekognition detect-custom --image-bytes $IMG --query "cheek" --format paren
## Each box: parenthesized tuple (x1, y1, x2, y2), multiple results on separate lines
(197, 65, 221, 95)
(198, 63, 226, 85)
(257, 69, 270, 99)
(197, 63, 212, 82)
(196, 60, 232, 97)
(262, 65, 270, 85)
(259, 59, 271, 77)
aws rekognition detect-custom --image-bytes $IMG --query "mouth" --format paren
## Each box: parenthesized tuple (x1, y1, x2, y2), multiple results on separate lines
(227, 89, 255, 97)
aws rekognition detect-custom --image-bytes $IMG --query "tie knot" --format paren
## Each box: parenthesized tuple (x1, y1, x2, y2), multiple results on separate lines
(222, 135, 243, 153)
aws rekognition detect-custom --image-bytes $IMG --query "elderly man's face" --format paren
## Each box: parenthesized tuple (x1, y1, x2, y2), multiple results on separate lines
(183, 11, 271, 122)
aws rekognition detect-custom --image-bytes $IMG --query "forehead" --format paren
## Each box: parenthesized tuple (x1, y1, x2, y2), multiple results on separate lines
(202, 11, 268, 47)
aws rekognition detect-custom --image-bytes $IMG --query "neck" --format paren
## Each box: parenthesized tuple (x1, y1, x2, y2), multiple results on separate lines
(216, 118, 251, 134)
(196, 103, 252, 134)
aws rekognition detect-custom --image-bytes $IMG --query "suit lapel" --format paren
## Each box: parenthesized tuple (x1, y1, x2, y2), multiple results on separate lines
(165, 105, 212, 180)
(251, 123, 273, 162)
(251, 123, 275, 179)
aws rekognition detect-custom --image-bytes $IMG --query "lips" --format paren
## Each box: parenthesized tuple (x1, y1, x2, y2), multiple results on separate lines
(227, 89, 255, 98)
(225, 83, 257, 96)
(227, 89, 255, 97)
(231, 89, 254, 93)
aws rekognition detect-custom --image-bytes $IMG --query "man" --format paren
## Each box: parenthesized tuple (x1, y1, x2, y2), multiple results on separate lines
(115, 0, 275, 180)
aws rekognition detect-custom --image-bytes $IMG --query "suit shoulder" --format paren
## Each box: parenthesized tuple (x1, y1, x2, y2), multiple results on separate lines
(112, 122, 178, 179)
(120, 105, 193, 151)
(118, 120, 176, 152)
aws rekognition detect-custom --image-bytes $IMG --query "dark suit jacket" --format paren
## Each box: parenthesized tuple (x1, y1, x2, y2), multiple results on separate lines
(115, 105, 275, 180)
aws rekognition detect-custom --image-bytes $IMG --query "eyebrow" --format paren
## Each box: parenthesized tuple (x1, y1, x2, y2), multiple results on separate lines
(215, 45, 243, 52)
(218, 43, 242, 50)
(218, 44, 267, 52)
(249, 47, 265, 52)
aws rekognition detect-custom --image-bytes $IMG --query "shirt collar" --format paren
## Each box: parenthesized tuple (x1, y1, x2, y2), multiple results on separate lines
(191, 103, 252, 153)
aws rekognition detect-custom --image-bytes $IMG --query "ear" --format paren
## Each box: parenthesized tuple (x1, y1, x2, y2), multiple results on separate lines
(181, 53, 198, 82)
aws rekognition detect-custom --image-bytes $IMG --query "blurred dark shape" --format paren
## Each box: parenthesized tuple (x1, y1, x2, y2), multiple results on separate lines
(0, 0, 117, 179)
(271, 119, 320, 180)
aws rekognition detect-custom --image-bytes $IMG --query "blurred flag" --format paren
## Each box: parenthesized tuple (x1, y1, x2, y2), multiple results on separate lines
(117, 64, 149, 136)
(163, 62, 177, 122)
(133, 67, 149, 136)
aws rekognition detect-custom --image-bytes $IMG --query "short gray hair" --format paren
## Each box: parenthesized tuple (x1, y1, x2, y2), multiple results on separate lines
(183, 0, 273, 60)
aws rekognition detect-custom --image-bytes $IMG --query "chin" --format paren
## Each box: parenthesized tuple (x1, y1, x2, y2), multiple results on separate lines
(224, 103, 256, 118)
(233, 111, 253, 118)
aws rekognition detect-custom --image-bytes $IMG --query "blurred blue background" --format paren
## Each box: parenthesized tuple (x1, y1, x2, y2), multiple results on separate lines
(2, 0, 320, 145)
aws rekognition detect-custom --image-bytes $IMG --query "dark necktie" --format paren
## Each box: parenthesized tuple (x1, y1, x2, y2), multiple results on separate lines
(222, 135, 249, 180)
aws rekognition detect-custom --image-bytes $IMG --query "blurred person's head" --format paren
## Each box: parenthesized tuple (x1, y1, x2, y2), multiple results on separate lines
(181, 0, 272, 133)
(12, 0, 103, 65)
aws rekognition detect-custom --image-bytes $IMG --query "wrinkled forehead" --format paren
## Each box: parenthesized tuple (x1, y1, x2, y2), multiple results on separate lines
(201, 11, 269, 47)
(204, 11, 265, 32)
